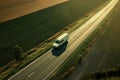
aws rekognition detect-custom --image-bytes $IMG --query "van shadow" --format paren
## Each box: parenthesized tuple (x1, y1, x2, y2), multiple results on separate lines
(52, 41, 68, 56)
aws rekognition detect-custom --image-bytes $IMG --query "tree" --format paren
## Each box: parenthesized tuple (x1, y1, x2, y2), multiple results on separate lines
(13, 45, 23, 61)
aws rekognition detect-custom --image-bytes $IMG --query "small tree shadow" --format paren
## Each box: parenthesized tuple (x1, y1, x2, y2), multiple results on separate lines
(52, 41, 68, 56)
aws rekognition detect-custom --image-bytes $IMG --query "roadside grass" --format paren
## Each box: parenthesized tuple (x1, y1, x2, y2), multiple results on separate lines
(81, 67, 120, 80)
(82, 1, 120, 80)
(50, 0, 112, 79)
(50, 22, 104, 80)
(0, 0, 110, 80)
(109, 77, 120, 80)
(0, 42, 52, 80)
(65, 0, 111, 33)
(0, 0, 109, 67)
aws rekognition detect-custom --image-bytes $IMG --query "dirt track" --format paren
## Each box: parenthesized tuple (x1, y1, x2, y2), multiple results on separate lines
(0, 0, 68, 23)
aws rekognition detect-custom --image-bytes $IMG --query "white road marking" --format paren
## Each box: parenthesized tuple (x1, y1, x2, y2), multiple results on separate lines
(27, 71, 36, 78)
(8, 0, 118, 80)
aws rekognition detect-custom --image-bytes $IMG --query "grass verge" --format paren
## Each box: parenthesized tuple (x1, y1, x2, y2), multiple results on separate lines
(0, 42, 52, 80)
(81, 66, 120, 80)
(50, 0, 119, 79)
(50, 21, 105, 80)
(0, 0, 110, 80)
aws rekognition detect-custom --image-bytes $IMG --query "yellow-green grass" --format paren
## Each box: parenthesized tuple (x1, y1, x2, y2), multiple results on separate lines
(50, 21, 105, 80)
(0, 0, 109, 67)
(0, 42, 52, 80)
(82, 0, 120, 80)
(0, 0, 110, 79)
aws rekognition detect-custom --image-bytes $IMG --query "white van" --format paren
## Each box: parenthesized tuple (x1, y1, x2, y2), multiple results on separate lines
(53, 33, 69, 48)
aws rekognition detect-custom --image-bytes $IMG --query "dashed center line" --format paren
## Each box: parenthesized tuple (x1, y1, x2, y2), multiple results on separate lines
(27, 71, 36, 78)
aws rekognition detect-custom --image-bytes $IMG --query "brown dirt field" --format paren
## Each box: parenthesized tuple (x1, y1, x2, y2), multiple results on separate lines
(0, 0, 68, 23)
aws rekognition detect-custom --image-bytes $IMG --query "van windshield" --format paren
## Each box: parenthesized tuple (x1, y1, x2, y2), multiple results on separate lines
(55, 40, 63, 44)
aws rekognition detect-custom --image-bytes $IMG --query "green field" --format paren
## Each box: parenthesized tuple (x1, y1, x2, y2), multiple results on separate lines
(0, 0, 108, 66)
(81, 0, 120, 80)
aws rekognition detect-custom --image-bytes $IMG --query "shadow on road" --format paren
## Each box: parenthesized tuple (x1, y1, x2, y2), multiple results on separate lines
(52, 41, 68, 56)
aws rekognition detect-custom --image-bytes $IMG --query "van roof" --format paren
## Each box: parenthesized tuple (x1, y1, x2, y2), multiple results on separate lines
(56, 33, 68, 41)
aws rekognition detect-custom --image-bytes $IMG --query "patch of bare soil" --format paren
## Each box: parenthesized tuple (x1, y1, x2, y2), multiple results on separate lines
(0, 0, 68, 23)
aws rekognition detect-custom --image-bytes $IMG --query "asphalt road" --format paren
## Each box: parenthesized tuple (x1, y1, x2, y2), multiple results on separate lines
(68, 0, 119, 80)
(8, 0, 118, 80)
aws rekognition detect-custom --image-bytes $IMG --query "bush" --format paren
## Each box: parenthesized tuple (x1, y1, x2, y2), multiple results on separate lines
(13, 45, 24, 61)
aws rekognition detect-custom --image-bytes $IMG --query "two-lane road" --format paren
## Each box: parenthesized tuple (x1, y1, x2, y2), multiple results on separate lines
(9, 0, 118, 80)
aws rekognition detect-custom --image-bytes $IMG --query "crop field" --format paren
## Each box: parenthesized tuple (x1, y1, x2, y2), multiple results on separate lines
(87, 0, 120, 71)
(79, 0, 120, 77)
(0, 0, 108, 66)
(0, 0, 68, 22)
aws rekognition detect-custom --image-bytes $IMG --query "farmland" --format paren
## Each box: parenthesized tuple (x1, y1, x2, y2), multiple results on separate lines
(69, 0, 120, 80)
(0, 0, 68, 22)
(0, 0, 108, 66)
(83, 0, 120, 72)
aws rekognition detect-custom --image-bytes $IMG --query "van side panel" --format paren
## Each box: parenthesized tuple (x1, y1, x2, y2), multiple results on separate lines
(53, 33, 69, 48)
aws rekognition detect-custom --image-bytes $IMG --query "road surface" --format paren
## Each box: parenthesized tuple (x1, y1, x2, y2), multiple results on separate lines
(8, 0, 118, 80)
(68, 0, 119, 80)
